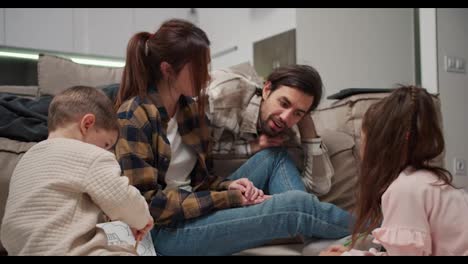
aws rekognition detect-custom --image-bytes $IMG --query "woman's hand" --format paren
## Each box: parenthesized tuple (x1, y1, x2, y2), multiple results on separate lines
(228, 178, 271, 206)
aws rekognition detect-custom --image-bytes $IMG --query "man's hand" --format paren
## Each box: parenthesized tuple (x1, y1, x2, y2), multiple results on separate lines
(250, 134, 285, 154)
(297, 114, 318, 140)
(131, 218, 154, 243)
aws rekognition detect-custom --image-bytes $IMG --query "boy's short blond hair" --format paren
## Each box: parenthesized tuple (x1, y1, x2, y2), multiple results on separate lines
(48, 86, 119, 133)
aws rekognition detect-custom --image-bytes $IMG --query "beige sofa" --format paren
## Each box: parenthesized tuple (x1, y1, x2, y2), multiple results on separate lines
(0, 58, 443, 255)
(0, 54, 123, 255)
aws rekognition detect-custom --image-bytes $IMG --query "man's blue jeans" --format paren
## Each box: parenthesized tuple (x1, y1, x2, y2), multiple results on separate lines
(152, 148, 353, 255)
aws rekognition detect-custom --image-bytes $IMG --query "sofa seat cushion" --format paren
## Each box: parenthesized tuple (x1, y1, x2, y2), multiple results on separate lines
(302, 234, 381, 256)
(235, 244, 303, 256)
(235, 234, 380, 256)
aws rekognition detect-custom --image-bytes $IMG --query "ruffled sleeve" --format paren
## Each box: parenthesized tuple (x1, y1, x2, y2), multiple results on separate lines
(373, 174, 434, 255)
(372, 227, 431, 256)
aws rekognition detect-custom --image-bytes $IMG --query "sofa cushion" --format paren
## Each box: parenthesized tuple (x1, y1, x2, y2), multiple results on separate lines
(312, 92, 444, 168)
(311, 92, 445, 210)
(312, 93, 390, 157)
(0, 85, 39, 98)
(0, 138, 37, 255)
(38, 54, 123, 96)
(318, 130, 357, 211)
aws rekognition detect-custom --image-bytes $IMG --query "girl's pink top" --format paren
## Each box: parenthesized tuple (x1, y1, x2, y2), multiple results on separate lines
(343, 167, 468, 256)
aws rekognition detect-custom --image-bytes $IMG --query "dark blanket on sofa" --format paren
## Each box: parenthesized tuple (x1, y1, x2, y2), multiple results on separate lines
(0, 93, 52, 142)
(0, 85, 120, 142)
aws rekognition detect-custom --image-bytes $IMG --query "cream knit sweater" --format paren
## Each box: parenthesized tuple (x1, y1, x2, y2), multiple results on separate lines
(1, 138, 152, 256)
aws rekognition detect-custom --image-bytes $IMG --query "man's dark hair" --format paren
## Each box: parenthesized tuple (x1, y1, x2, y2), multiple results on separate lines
(267, 65, 323, 112)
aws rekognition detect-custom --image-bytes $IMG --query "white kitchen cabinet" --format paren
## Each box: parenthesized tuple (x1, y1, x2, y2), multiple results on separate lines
(132, 8, 190, 33)
(5, 8, 74, 53)
(0, 9, 4, 45)
(73, 8, 133, 58)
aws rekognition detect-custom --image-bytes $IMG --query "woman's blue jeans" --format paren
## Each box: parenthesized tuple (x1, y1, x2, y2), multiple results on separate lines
(152, 148, 353, 255)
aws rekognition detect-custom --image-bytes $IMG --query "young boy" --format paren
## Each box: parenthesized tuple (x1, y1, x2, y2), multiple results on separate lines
(0, 86, 153, 256)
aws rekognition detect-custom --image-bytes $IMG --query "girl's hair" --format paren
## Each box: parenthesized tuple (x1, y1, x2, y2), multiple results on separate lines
(351, 85, 453, 247)
(115, 18, 211, 120)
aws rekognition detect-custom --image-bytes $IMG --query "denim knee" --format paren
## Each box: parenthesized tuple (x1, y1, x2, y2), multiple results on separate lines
(278, 190, 318, 210)
(255, 147, 289, 162)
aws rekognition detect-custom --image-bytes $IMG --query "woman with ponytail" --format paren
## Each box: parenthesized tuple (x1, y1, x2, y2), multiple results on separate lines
(115, 19, 353, 256)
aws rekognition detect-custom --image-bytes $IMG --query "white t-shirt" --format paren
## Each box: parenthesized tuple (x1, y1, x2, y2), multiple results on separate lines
(164, 115, 197, 192)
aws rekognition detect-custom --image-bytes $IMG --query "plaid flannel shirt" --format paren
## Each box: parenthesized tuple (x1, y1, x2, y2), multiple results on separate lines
(206, 69, 334, 195)
(115, 87, 243, 226)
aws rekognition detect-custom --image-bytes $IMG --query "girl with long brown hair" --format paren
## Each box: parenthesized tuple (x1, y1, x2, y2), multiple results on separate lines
(321, 86, 468, 256)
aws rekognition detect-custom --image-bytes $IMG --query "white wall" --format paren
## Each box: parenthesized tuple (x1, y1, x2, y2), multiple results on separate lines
(419, 8, 438, 94)
(437, 8, 468, 189)
(197, 8, 296, 70)
(296, 8, 415, 102)
(0, 9, 4, 45)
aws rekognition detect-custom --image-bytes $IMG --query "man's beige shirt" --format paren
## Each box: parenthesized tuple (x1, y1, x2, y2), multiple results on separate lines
(206, 69, 334, 195)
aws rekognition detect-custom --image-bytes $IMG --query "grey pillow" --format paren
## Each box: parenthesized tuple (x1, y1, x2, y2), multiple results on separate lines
(37, 54, 123, 96)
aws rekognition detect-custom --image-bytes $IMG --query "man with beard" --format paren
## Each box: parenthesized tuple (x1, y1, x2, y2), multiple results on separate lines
(207, 64, 334, 197)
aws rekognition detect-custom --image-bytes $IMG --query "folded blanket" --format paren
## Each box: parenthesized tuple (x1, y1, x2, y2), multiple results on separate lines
(0, 93, 51, 142)
(0, 84, 119, 142)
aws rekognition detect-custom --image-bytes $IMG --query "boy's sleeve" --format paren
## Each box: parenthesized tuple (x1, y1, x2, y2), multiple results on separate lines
(84, 152, 151, 230)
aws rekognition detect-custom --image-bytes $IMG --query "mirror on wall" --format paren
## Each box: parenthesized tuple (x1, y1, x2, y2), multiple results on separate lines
(253, 29, 296, 79)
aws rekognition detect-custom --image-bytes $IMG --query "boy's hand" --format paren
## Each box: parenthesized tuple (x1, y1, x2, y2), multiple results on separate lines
(131, 218, 154, 242)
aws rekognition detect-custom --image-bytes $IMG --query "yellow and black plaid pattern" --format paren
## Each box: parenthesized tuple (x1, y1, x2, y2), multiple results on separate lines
(115, 89, 243, 226)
